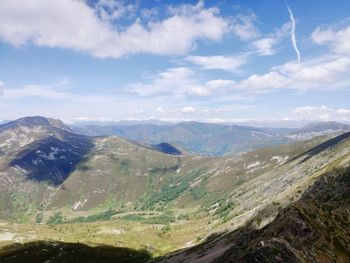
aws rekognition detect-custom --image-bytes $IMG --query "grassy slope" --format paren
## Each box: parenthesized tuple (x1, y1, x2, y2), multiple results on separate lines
(156, 133, 350, 262)
(2, 119, 350, 261)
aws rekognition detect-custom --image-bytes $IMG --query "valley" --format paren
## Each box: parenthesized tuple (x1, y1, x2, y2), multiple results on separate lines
(0, 117, 349, 262)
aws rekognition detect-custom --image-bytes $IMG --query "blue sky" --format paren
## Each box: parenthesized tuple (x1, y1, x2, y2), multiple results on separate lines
(1, 0, 350, 124)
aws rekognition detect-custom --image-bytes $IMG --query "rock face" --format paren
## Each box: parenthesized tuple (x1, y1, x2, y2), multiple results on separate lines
(213, 166, 350, 263)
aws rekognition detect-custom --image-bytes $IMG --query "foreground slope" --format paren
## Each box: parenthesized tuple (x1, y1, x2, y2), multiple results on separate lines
(157, 132, 350, 262)
(214, 166, 350, 263)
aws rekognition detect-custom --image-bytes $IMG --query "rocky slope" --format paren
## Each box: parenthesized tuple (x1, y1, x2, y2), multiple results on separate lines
(286, 121, 350, 140)
(213, 165, 350, 262)
(156, 132, 350, 262)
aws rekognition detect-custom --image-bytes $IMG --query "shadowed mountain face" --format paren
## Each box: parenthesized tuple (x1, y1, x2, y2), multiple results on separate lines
(0, 116, 93, 186)
(0, 241, 152, 263)
(10, 133, 92, 186)
(151, 143, 182, 155)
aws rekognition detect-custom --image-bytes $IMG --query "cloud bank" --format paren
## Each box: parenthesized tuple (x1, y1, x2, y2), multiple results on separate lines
(0, 0, 230, 58)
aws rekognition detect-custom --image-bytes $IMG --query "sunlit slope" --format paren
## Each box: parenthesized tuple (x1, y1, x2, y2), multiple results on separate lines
(157, 132, 350, 262)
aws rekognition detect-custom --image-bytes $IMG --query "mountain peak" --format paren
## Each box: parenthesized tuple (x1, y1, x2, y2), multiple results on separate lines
(0, 116, 72, 132)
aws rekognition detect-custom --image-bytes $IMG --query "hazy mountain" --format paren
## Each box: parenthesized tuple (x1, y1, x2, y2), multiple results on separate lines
(287, 121, 350, 140)
(73, 122, 295, 156)
(73, 120, 350, 156)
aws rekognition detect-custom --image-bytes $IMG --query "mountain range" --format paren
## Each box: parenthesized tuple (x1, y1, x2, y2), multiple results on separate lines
(0, 116, 349, 262)
(73, 120, 350, 156)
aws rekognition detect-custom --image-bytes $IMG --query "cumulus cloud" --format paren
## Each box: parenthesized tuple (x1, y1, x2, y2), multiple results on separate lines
(287, 105, 350, 122)
(95, 0, 138, 21)
(311, 24, 350, 55)
(235, 56, 350, 93)
(236, 72, 291, 91)
(189, 79, 235, 96)
(0, 0, 230, 58)
(252, 38, 278, 56)
(230, 14, 260, 41)
(156, 106, 164, 113)
(251, 22, 291, 56)
(186, 55, 248, 71)
(181, 106, 196, 113)
(129, 67, 235, 97)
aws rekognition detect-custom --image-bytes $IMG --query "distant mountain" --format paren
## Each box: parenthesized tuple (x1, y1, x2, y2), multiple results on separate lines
(0, 116, 72, 133)
(73, 121, 295, 156)
(287, 121, 350, 140)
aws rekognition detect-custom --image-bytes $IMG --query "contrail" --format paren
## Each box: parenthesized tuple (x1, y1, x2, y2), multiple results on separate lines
(287, 4, 301, 63)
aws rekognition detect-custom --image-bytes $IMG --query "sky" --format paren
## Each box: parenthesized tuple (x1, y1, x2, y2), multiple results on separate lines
(1, 0, 350, 124)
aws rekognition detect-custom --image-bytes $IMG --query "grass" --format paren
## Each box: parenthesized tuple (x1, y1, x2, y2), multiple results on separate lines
(120, 214, 175, 225)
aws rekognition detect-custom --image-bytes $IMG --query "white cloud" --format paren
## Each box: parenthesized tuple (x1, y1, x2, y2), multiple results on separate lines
(278, 57, 350, 87)
(95, 0, 138, 21)
(336, 109, 350, 121)
(188, 79, 235, 96)
(129, 67, 235, 97)
(287, 106, 350, 122)
(251, 22, 291, 56)
(1, 82, 121, 106)
(3, 84, 72, 100)
(0, 0, 230, 58)
(236, 71, 291, 91)
(129, 67, 196, 96)
(185, 55, 248, 71)
(311, 24, 350, 55)
(252, 38, 278, 56)
(156, 106, 164, 113)
(236, 56, 350, 92)
(290, 105, 332, 121)
(230, 14, 260, 41)
(181, 106, 196, 113)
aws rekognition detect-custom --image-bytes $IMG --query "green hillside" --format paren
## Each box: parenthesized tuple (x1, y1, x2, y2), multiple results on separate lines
(1, 117, 350, 262)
